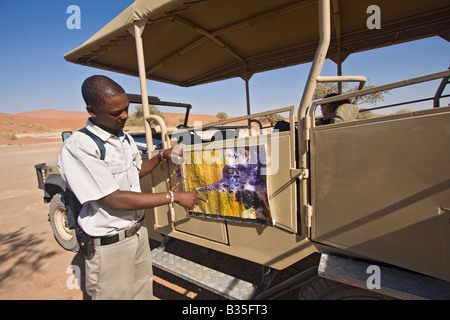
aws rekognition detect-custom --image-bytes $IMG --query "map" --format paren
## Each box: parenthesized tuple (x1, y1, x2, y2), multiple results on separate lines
(181, 146, 271, 224)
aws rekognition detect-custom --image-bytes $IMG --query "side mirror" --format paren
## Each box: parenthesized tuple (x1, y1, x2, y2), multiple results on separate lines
(61, 131, 73, 142)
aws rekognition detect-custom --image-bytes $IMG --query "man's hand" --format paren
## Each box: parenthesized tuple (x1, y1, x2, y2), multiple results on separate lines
(162, 144, 185, 164)
(174, 191, 208, 210)
(140, 144, 186, 178)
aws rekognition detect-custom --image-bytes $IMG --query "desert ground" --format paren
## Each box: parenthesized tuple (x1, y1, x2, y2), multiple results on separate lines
(0, 110, 87, 299)
(0, 109, 316, 300)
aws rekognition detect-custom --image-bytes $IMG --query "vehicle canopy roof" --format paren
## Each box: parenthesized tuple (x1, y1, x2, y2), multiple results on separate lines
(64, 0, 450, 87)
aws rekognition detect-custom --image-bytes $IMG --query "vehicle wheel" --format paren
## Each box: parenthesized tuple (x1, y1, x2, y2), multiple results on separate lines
(49, 192, 79, 252)
(298, 277, 390, 300)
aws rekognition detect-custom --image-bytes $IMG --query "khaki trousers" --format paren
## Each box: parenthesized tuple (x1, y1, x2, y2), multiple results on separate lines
(85, 226, 153, 300)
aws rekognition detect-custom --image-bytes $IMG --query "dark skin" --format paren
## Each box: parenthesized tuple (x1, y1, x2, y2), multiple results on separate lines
(86, 92, 207, 211)
(315, 103, 334, 126)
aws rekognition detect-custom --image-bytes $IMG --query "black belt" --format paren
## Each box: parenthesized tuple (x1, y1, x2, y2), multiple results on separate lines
(93, 219, 143, 246)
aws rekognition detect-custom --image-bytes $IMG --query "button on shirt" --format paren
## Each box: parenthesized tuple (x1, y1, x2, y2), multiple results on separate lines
(58, 119, 143, 237)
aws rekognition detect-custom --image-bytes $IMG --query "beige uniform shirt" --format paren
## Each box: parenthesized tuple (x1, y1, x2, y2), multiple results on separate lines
(58, 119, 143, 237)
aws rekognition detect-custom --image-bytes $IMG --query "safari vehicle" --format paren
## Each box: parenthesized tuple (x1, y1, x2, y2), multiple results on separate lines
(44, 0, 450, 299)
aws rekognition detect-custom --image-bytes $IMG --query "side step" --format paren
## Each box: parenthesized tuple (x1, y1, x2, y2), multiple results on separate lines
(319, 252, 450, 300)
(151, 246, 258, 300)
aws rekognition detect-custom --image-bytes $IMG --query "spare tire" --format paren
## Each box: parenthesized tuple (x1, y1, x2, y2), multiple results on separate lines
(48, 192, 79, 252)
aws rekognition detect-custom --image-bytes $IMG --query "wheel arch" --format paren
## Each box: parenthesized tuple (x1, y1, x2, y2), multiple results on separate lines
(44, 174, 67, 201)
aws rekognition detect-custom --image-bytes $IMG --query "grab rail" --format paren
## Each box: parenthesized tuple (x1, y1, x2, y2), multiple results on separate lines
(308, 69, 450, 125)
(145, 114, 170, 150)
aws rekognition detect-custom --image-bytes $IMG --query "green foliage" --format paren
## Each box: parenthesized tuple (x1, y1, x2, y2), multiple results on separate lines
(394, 109, 411, 114)
(30, 123, 46, 132)
(313, 80, 391, 105)
(0, 119, 14, 125)
(125, 115, 143, 127)
(1, 130, 18, 140)
(356, 109, 378, 120)
(260, 113, 285, 126)
(125, 105, 166, 127)
(216, 112, 228, 120)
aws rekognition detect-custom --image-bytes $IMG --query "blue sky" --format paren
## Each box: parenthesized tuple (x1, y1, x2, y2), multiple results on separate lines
(0, 1, 449, 116)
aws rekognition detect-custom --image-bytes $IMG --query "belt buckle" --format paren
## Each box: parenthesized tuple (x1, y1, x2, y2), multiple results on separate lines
(125, 221, 141, 238)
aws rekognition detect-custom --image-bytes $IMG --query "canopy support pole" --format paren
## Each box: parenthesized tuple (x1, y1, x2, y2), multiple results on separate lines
(332, 0, 343, 94)
(337, 55, 342, 94)
(245, 78, 251, 116)
(297, 0, 331, 236)
(242, 73, 253, 135)
(297, 0, 331, 122)
(129, 20, 154, 150)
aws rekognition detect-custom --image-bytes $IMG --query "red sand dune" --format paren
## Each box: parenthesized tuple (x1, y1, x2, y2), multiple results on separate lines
(0, 109, 231, 145)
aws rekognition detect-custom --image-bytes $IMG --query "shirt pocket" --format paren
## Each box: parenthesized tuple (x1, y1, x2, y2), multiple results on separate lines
(107, 162, 127, 176)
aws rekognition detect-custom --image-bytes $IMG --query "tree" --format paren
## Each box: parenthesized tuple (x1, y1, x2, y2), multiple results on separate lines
(216, 112, 228, 121)
(313, 80, 391, 105)
(357, 109, 378, 120)
(126, 105, 166, 127)
(260, 114, 285, 126)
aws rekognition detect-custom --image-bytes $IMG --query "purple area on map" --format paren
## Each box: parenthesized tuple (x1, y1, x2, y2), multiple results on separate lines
(195, 147, 271, 220)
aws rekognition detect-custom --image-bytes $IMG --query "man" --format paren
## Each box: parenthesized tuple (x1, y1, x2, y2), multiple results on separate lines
(58, 75, 206, 299)
(316, 93, 359, 125)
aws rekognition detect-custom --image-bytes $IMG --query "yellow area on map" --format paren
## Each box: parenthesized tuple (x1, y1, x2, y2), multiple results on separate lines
(182, 150, 252, 218)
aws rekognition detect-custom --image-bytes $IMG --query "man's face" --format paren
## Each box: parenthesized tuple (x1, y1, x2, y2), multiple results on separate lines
(87, 92, 129, 134)
(320, 103, 333, 116)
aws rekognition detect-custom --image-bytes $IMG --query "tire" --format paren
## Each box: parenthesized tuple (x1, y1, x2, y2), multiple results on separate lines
(48, 192, 79, 252)
(298, 277, 391, 300)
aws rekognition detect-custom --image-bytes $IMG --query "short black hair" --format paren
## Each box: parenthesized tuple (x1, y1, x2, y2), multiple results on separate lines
(323, 93, 351, 112)
(81, 75, 125, 108)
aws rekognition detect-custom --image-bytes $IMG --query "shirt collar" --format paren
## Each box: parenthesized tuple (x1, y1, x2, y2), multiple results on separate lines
(86, 118, 127, 142)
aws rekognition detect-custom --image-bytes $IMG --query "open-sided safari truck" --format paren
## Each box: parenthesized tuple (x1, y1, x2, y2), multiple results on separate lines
(62, 0, 450, 299)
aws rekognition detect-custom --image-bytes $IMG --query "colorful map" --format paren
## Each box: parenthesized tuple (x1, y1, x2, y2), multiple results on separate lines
(181, 146, 271, 223)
